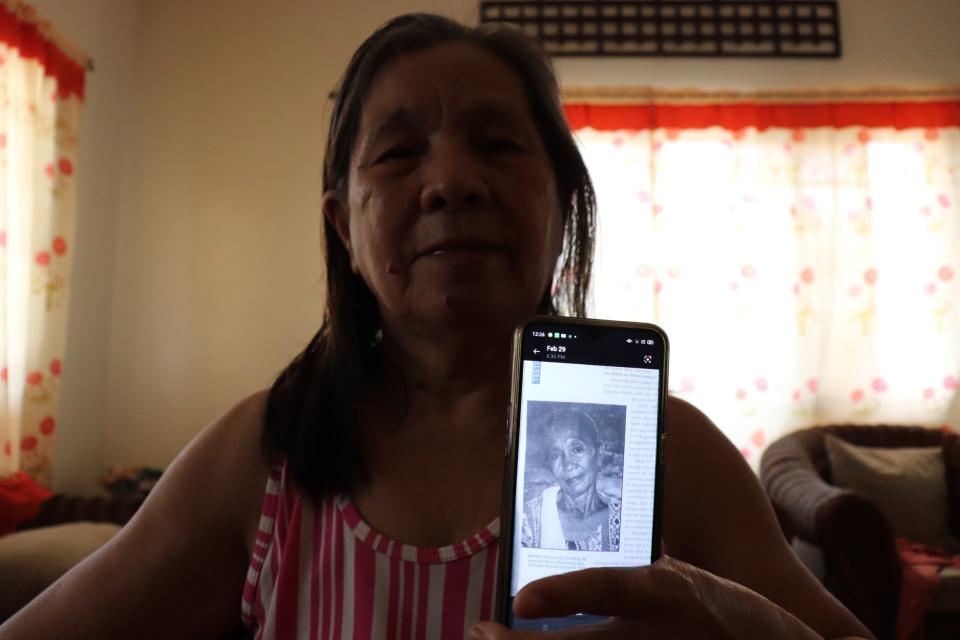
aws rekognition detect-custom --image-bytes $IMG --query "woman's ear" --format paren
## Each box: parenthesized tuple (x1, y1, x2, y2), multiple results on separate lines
(322, 190, 356, 272)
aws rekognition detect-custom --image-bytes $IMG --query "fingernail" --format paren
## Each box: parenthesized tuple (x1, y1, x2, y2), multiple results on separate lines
(469, 622, 494, 639)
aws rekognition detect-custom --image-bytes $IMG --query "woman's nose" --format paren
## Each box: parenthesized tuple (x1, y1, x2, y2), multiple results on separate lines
(419, 145, 490, 214)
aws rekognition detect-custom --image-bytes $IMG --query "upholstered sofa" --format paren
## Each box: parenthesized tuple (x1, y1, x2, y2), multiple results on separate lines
(0, 493, 144, 621)
(1, 493, 255, 638)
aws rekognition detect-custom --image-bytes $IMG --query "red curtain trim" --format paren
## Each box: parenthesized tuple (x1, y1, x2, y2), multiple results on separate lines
(0, 4, 85, 100)
(564, 100, 960, 132)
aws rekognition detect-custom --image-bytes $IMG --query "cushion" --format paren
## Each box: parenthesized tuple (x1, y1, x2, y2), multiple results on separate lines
(824, 434, 954, 547)
(0, 472, 52, 536)
(930, 567, 960, 614)
(0, 522, 120, 621)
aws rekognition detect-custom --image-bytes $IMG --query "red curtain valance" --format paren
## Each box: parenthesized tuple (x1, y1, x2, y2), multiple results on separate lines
(564, 100, 960, 132)
(0, 3, 85, 100)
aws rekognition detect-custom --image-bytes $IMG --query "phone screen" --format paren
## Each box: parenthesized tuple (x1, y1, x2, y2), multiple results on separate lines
(497, 319, 668, 630)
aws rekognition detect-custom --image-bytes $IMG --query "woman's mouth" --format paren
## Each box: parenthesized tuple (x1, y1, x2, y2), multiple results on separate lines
(417, 238, 506, 258)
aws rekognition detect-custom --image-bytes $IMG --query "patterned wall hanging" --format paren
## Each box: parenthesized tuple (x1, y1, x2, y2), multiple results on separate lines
(479, 1, 841, 58)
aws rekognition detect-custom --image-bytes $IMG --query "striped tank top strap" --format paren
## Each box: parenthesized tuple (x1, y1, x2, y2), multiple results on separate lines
(241, 461, 283, 628)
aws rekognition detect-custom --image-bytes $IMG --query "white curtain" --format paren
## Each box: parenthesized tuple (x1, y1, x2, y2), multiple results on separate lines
(578, 124, 960, 465)
(0, 1, 84, 486)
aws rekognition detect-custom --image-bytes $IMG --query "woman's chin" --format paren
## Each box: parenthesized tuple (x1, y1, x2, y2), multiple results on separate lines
(405, 262, 547, 320)
(405, 285, 541, 332)
(430, 294, 526, 330)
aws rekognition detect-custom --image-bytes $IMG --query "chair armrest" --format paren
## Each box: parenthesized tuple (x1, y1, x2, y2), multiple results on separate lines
(16, 494, 145, 531)
(761, 436, 855, 541)
(816, 493, 900, 640)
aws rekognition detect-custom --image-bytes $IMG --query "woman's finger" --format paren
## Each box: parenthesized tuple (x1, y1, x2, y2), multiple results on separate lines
(512, 556, 825, 640)
(469, 619, 624, 640)
(470, 621, 557, 640)
(513, 556, 695, 619)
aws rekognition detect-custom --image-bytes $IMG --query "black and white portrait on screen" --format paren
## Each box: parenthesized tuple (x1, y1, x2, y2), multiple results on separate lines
(520, 401, 626, 552)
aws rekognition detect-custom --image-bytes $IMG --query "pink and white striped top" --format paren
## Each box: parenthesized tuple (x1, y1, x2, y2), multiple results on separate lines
(241, 461, 501, 639)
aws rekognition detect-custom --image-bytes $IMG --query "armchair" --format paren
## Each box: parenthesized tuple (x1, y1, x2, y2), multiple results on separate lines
(760, 425, 960, 640)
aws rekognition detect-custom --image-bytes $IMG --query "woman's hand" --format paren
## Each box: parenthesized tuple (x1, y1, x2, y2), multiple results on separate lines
(472, 400, 873, 640)
(470, 555, 826, 639)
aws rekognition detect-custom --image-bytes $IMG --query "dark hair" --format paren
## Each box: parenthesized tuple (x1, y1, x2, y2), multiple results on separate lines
(262, 13, 597, 498)
(544, 409, 601, 447)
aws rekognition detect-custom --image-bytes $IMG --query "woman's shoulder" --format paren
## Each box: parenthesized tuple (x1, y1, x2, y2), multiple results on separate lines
(665, 394, 710, 430)
(157, 389, 272, 556)
(194, 389, 270, 483)
(663, 395, 729, 464)
(663, 394, 736, 487)
(137, 389, 272, 554)
(660, 394, 777, 562)
(201, 389, 272, 550)
(214, 388, 270, 436)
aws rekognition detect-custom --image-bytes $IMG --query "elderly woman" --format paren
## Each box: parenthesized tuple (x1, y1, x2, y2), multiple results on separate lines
(521, 409, 621, 552)
(0, 13, 873, 640)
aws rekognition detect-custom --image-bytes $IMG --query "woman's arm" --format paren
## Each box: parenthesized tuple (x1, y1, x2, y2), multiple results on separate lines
(658, 397, 871, 639)
(0, 392, 268, 640)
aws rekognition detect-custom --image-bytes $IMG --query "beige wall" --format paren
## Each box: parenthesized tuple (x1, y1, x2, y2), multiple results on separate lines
(100, 0, 482, 475)
(35, 0, 960, 493)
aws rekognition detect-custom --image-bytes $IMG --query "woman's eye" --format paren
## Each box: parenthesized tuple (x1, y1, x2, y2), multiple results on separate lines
(480, 137, 523, 153)
(572, 444, 584, 454)
(376, 146, 420, 163)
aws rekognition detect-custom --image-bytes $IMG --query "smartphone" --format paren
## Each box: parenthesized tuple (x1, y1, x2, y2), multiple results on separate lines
(495, 316, 669, 630)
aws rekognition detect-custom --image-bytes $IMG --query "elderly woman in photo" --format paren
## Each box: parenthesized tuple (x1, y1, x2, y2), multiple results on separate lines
(0, 12, 875, 640)
(521, 409, 621, 552)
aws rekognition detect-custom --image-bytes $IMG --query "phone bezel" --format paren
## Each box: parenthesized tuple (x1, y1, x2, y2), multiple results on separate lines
(494, 316, 670, 626)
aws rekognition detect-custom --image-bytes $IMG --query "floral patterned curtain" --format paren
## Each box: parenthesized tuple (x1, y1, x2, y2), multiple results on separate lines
(566, 92, 960, 466)
(0, 1, 85, 486)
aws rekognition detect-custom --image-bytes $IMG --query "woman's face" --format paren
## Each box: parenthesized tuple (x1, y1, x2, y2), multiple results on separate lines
(324, 42, 564, 335)
(545, 422, 601, 499)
